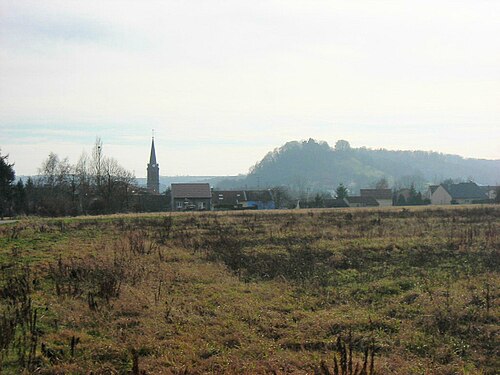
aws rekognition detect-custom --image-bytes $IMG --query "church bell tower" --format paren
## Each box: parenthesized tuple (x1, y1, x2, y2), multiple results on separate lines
(147, 134, 160, 194)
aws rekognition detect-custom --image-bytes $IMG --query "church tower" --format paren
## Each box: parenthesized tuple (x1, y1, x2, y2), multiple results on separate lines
(147, 136, 160, 194)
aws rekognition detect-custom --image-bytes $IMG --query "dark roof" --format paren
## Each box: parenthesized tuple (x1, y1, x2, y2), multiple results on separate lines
(429, 185, 439, 194)
(245, 190, 274, 202)
(171, 183, 211, 198)
(149, 138, 157, 165)
(346, 196, 379, 206)
(360, 189, 392, 200)
(442, 182, 486, 200)
(479, 185, 499, 192)
(324, 198, 349, 208)
(212, 190, 246, 206)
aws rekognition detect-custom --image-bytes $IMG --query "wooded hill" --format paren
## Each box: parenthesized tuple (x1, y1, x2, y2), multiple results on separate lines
(216, 139, 500, 193)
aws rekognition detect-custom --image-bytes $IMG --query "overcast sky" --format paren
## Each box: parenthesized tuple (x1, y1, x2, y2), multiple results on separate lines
(1, 0, 499, 177)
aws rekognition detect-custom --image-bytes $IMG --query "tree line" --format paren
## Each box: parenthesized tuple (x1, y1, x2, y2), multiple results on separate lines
(0, 138, 136, 217)
(218, 138, 500, 191)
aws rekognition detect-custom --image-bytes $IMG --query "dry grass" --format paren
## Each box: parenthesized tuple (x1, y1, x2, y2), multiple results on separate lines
(0, 205, 498, 374)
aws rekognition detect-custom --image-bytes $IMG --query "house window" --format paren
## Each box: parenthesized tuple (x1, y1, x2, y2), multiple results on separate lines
(176, 201, 183, 209)
(198, 202, 205, 209)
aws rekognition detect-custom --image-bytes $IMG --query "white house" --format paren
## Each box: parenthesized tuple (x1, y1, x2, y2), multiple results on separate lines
(430, 182, 486, 205)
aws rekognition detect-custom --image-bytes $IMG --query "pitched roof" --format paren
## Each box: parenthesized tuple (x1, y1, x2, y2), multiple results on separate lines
(429, 185, 439, 194)
(442, 182, 486, 200)
(149, 138, 157, 165)
(360, 189, 392, 200)
(478, 185, 499, 192)
(244, 190, 274, 202)
(212, 190, 246, 206)
(346, 196, 379, 206)
(171, 183, 211, 198)
(324, 198, 349, 208)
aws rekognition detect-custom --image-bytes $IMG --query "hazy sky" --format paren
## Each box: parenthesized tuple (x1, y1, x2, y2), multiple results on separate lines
(1, 0, 499, 177)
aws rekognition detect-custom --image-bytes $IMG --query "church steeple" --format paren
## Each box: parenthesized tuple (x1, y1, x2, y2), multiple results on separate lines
(149, 137, 157, 165)
(147, 133, 160, 194)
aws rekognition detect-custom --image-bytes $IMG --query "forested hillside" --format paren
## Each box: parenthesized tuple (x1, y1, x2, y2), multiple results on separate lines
(217, 139, 500, 192)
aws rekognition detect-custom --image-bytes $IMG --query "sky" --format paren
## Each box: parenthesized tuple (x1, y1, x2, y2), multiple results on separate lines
(1, 0, 499, 177)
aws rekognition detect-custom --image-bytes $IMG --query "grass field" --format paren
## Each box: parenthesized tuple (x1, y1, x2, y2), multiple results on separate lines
(0, 206, 498, 374)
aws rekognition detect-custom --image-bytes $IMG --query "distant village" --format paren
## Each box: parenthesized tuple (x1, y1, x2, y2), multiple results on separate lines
(1, 137, 498, 218)
(141, 138, 499, 212)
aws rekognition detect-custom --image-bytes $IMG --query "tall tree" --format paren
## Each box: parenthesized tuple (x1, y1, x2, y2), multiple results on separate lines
(92, 137, 104, 190)
(0, 152, 15, 218)
(335, 183, 349, 199)
(334, 139, 351, 151)
(38, 153, 74, 215)
(270, 186, 291, 209)
(101, 156, 135, 212)
(13, 179, 27, 214)
(75, 151, 91, 214)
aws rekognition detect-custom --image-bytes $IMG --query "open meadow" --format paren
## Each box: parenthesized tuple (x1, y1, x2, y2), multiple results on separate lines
(0, 206, 498, 374)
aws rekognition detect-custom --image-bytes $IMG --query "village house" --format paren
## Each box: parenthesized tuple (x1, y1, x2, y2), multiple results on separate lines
(212, 190, 275, 210)
(360, 189, 393, 206)
(345, 196, 379, 208)
(171, 183, 212, 211)
(243, 190, 275, 209)
(430, 182, 486, 205)
(211, 190, 246, 210)
(323, 198, 350, 208)
(425, 185, 440, 200)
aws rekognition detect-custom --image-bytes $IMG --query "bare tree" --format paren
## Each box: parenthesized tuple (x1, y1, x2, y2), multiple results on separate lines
(75, 151, 91, 213)
(374, 177, 389, 190)
(27, 138, 136, 216)
(91, 137, 104, 190)
(37, 153, 74, 215)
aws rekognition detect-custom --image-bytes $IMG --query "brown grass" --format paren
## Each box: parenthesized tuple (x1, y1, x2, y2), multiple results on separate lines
(0, 205, 498, 374)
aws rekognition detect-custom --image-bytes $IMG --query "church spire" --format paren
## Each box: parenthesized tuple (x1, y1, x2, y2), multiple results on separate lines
(149, 136, 157, 165)
(147, 131, 160, 194)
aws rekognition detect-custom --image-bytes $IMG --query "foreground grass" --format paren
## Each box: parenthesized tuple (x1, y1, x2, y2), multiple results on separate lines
(0, 206, 498, 374)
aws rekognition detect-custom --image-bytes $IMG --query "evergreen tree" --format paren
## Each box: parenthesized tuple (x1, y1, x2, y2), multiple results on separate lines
(406, 184, 425, 205)
(314, 193, 324, 208)
(0, 152, 15, 218)
(25, 177, 36, 214)
(13, 179, 27, 214)
(335, 183, 349, 199)
(396, 194, 407, 206)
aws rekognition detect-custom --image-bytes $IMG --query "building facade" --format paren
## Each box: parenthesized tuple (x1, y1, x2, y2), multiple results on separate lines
(171, 183, 212, 211)
(211, 190, 276, 210)
(360, 189, 393, 206)
(430, 182, 486, 205)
